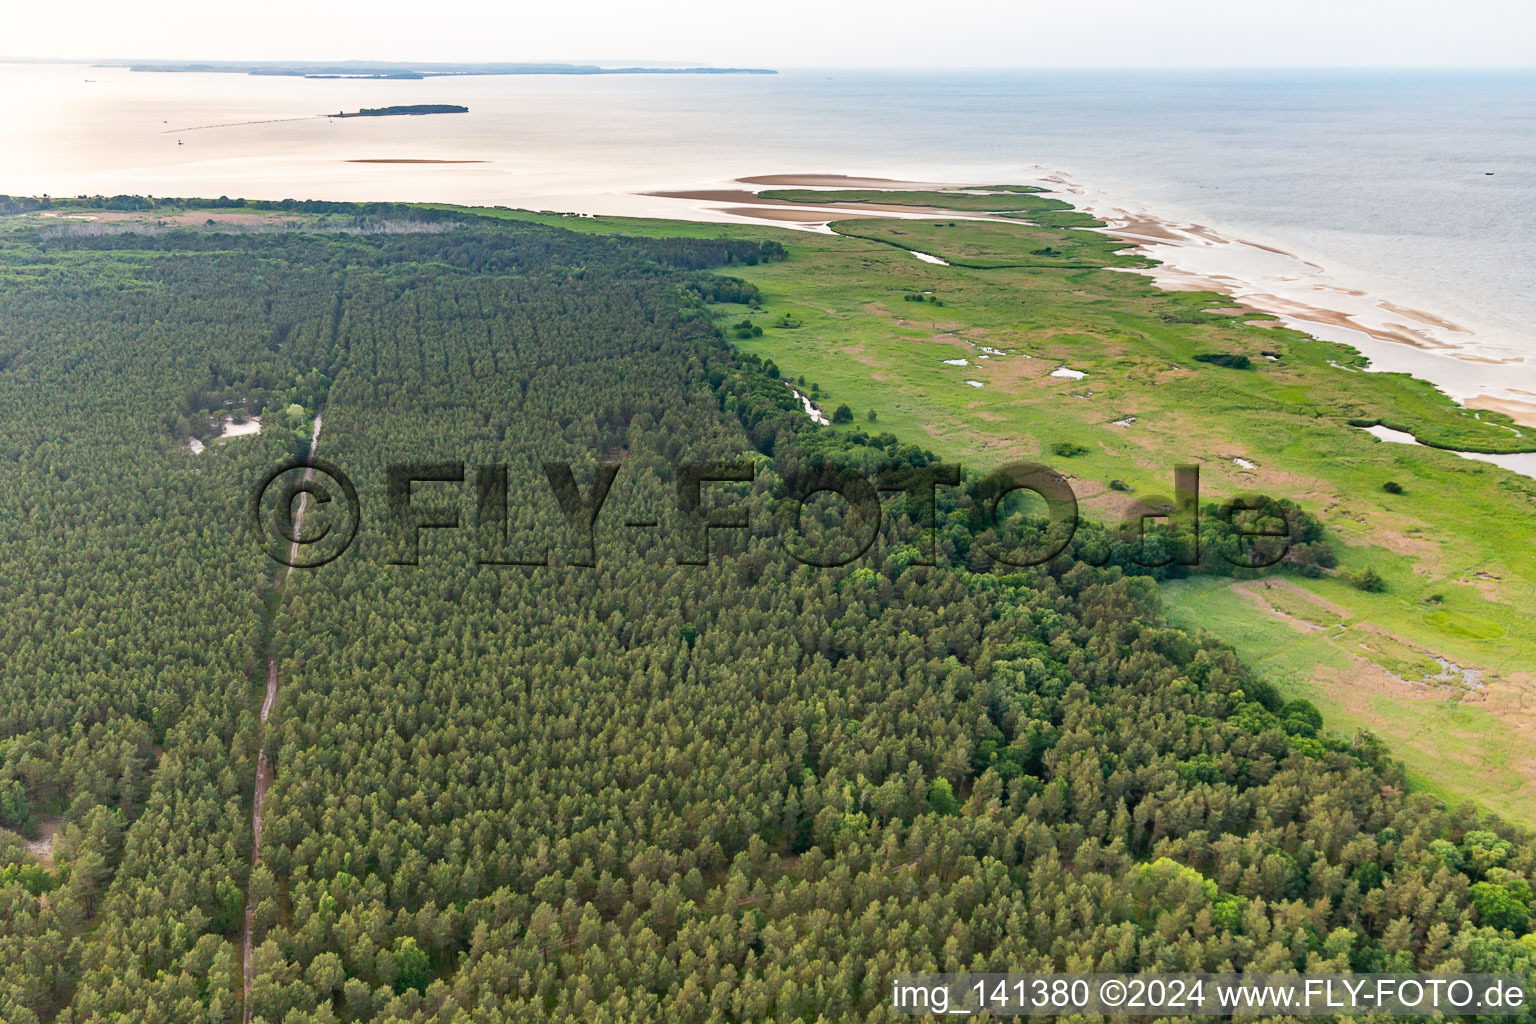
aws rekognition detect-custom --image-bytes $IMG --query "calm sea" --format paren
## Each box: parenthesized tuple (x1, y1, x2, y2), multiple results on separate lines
(3, 63, 1533, 347)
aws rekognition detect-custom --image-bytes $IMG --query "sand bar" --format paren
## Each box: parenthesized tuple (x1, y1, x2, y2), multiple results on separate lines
(739, 173, 952, 188)
(347, 159, 489, 164)
(648, 190, 984, 219)
(715, 206, 842, 223)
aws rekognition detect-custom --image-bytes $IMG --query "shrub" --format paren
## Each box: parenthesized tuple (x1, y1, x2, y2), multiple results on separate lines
(1350, 567, 1387, 593)
(1108, 479, 1133, 492)
(1382, 480, 1404, 494)
(1288, 541, 1338, 578)
(831, 404, 854, 424)
(1053, 441, 1090, 458)
(866, 409, 878, 422)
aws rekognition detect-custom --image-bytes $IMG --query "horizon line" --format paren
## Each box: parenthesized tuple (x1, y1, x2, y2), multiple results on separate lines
(3, 56, 1536, 72)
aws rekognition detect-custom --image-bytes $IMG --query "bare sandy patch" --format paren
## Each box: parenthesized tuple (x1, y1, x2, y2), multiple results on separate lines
(1238, 293, 1484, 354)
(1370, 528, 1438, 559)
(1455, 571, 1504, 600)
(1103, 216, 1189, 244)
(1314, 660, 1446, 707)
(1080, 490, 1151, 521)
(1378, 300, 1469, 334)
(1466, 396, 1536, 428)
(25, 818, 64, 869)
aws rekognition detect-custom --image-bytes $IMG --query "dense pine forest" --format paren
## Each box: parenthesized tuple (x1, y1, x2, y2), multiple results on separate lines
(1, 211, 1534, 1023)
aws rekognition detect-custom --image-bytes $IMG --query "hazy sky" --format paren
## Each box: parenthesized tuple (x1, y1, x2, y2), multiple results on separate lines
(7, 0, 1535, 69)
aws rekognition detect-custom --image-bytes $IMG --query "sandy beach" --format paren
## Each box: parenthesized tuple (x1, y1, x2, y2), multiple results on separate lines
(1050, 176, 1536, 425)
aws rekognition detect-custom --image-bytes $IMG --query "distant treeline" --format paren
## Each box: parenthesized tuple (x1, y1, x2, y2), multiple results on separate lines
(329, 105, 468, 118)
(0, 195, 475, 220)
(106, 59, 777, 77)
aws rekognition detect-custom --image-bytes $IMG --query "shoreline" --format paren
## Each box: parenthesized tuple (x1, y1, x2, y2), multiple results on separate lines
(627, 171, 1536, 428)
(1026, 171, 1536, 427)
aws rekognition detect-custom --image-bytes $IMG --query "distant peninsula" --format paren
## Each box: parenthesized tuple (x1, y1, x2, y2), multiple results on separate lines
(98, 60, 776, 78)
(329, 104, 469, 118)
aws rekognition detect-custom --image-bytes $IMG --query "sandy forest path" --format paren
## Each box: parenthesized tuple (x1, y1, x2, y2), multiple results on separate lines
(242, 412, 323, 1024)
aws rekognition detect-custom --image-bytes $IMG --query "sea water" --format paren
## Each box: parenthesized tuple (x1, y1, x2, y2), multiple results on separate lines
(3, 63, 1532, 356)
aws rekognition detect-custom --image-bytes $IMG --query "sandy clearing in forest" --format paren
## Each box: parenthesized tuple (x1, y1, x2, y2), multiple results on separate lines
(24, 818, 64, 869)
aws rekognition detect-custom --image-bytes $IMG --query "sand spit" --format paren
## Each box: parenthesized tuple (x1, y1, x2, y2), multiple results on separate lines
(1468, 396, 1536, 424)
(649, 190, 983, 220)
(716, 206, 844, 223)
(739, 173, 953, 188)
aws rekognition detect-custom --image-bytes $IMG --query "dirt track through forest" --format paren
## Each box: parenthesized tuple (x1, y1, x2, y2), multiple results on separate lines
(242, 413, 322, 1024)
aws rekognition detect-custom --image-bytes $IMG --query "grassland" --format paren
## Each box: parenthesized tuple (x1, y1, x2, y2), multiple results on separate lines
(58, 194, 1536, 824)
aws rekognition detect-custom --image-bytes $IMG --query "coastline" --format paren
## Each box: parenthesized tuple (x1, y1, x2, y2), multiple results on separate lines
(624, 171, 1536, 428)
(1038, 171, 1536, 427)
